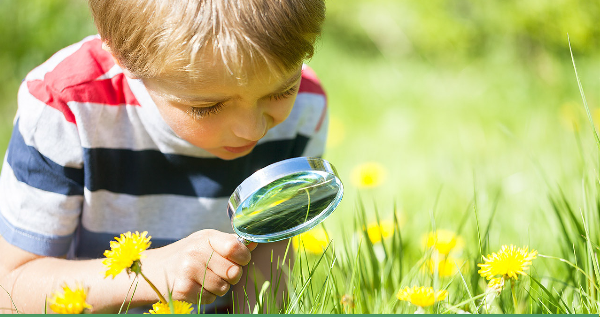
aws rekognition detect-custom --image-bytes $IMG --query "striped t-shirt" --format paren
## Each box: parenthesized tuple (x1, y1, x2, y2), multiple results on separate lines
(0, 35, 328, 259)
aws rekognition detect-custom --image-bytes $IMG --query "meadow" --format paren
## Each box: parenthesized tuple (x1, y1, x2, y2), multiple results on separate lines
(1, 0, 599, 314)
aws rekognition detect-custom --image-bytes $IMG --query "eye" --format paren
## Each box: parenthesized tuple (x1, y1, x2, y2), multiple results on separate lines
(269, 84, 299, 101)
(186, 102, 224, 120)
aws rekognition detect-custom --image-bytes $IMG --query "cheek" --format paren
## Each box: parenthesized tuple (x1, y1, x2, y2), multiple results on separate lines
(154, 102, 217, 142)
(155, 103, 191, 131)
(269, 97, 297, 124)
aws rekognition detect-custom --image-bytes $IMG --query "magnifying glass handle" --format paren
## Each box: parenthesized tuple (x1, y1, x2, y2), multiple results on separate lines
(237, 236, 251, 246)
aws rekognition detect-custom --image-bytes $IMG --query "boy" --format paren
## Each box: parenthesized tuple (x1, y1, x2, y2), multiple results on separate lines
(0, 0, 327, 313)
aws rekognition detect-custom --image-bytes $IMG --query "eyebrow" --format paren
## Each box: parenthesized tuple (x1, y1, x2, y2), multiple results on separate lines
(167, 70, 303, 104)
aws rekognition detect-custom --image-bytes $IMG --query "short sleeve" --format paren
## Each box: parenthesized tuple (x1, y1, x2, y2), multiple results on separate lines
(297, 65, 328, 158)
(0, 79, 84, 257)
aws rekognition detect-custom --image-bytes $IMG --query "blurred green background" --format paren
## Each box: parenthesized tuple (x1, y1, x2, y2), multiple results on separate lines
(1, 0, 599, 253)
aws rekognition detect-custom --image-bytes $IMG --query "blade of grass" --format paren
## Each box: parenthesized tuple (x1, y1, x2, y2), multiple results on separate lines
(124, 278, 139, 314)
(118, 276, 139, 314)
(356, 197, 381, 292)
(539, 254, 599, 292)
(372, 201, 389, 260)
(568, 35, 600, 152)
(581, 178, 600, 301)
(528, 275, 569, 314)
(0, 284, 19, 314)
(392, 202, 404, 282)
(285, 240, 333, 313)
(310, 255, 337, 313)
(442, 292, 487, 313)
(197, 251, 214, 314)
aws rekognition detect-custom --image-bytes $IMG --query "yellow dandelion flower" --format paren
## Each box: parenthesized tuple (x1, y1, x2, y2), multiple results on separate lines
(396, 286, 448, 308)
(351, 162, 386, 188)
(424, 230, 464, 255)
(146, 300, 193, 314)
(292, 227, 330, 254)
(366, 220, 395, 244)
(487, 277, 505, 293)
(103, 231, 152, 278)
(48, 283, 92, 314)
(340, 294, 355, 309)
(424, 257, 464, 277)
(478, 245, 537, 280)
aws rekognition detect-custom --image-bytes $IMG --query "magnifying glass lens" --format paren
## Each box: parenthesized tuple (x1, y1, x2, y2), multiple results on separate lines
(233, 170, 341, 240)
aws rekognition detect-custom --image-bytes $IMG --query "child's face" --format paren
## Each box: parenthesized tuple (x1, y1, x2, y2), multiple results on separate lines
(142, 64, 301, 160)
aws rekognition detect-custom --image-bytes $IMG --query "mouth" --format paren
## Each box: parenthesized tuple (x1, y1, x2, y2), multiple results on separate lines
(223, 141, 258, 154)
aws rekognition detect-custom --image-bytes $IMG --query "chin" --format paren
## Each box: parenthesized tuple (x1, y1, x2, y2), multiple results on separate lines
(213, 149, 252, 160)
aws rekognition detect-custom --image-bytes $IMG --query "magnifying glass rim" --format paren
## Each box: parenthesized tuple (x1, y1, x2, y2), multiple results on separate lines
(227, 157, 343, 243)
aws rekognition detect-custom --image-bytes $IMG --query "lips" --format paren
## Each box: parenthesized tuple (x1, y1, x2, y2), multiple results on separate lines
(224, 141, 258, 154)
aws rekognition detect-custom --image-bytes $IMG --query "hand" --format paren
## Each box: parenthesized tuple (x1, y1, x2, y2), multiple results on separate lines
(142, 229, 258, 304)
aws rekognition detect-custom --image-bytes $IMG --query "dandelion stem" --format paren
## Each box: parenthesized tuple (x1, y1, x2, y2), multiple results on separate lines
(140, 271, 168, 304)
(510, 279, 518, 312)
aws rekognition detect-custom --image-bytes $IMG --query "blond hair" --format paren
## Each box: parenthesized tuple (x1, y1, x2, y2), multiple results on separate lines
(88, 0, 325, 82)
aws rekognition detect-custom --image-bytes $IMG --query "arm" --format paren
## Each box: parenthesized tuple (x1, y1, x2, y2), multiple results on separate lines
(0, 231, 257, 314)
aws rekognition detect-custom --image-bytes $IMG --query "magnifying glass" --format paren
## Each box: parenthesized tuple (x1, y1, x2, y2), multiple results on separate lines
(227, 157, 343, 244)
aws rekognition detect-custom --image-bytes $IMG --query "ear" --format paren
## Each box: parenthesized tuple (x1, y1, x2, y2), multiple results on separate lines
(101, 41, 140, 79)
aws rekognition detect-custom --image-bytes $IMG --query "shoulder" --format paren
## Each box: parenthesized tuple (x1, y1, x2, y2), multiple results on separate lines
(25, 36, 114, 89)
(292, 65, 328, 136)
(22, 36, 140, 126)
(298, 65, 326, 97)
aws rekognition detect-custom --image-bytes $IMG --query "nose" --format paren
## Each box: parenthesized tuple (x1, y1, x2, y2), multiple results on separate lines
(232, 107, 269, 141)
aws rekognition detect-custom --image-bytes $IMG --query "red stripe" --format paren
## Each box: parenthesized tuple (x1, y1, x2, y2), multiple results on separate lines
(26, 38, 140, 125)
(46, 38, 115, 92)
(27, 80, 77, 125)
(299, 66, 326, 96)
(61, 73, 140, 106)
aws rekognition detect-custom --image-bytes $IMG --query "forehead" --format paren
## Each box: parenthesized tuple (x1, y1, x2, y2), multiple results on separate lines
(144, 57, 301, 102)
(170, 51, 292, 84)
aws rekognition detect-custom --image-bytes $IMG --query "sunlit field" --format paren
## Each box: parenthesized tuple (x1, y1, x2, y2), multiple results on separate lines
(1, 0, 599, 314)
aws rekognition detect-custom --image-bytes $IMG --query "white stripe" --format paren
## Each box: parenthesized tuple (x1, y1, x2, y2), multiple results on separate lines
(25, 35, 99, 81)
(95, 64, 123, 80)
(81, 189, 233, 240)
(302, 111, 328, 158)
(295, 92, 327, 136)
(17, 83, 83, 168)
(69, 101, 161, 151)
(0, 161, 82, 237)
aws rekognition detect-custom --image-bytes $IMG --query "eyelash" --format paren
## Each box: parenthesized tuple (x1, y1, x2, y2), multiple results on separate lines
(186, 84, 299, 120)
(270, 85, 299, 101)
(187, 103, 224, 120)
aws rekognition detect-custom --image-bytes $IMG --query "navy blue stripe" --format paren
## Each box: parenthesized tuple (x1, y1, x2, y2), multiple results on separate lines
(84, 135, 310, 197)
(74, 226, 176, 259)
(0, 211, 74, 257)
(7, 120, 84, 196)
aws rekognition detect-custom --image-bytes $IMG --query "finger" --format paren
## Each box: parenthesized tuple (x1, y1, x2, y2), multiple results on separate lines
(207, 233, 253, 266)
(192, 267, 231, 297)
(198, 290, 217, 305)
(171, 275, 218, 304)
(201, 252, 244, 284)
